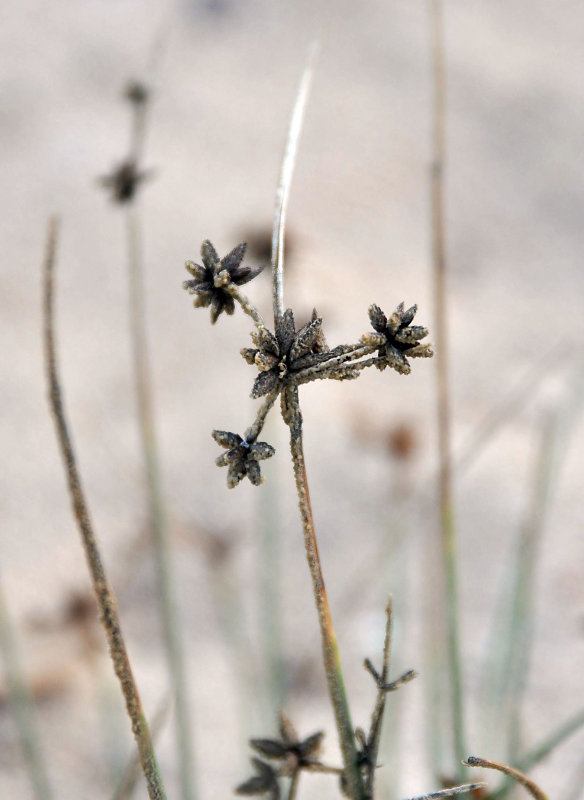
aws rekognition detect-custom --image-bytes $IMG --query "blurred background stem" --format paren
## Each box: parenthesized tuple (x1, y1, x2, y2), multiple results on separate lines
(429, 0, 466, 780)
(126, 204, 196, 800)
(0, 575, 54, 800)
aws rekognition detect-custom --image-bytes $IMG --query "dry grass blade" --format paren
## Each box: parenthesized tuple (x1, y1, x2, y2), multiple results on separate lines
(271, 42, 318, 325)
(0, 576, 54, 800)
(42, 217, 167, 800)
(463, 756, 549, 800)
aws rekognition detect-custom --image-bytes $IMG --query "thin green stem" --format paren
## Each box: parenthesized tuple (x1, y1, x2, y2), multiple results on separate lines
(287, 404, 363, 800)
(43, 217, 167, 800)
(126, 205, 196, 800)
(0, 576, 54, 800)
(429, 0, 466, 779)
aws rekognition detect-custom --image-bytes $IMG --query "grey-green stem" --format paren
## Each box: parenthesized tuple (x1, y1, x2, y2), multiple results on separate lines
(126, 205, 196, 800)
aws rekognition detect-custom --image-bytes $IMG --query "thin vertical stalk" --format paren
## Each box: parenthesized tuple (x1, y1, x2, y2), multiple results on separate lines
(257, 416, 285, 715)
(125, 204, 196, 800)
(288, 420, 363, 800)
(271, 44, 318, 325)
(43, 217, 167, 800)
(0, 576, 54, 800)
(429, 0, 466, 779)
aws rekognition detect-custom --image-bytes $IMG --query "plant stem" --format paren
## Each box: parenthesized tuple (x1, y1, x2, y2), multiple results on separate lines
(287, 407, 363, 800)
(401, 783, 485, 800)
(0, 575, 54, 800)
(429, 0, 466, 779)
(464, 756, 549, 800)
(287, 770, 300, 800)
(225, 284, 265, 327)
(125, 204, 196, 800)
(43, 217, 167, 800)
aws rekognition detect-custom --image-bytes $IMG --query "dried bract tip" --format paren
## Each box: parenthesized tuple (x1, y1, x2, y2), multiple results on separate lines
(212, 430, 275, 488)
(236, 758, 280, 799)
(99, 160, 153, 203)
(367, 302, 433, 374)
(183, 240, 263, 324)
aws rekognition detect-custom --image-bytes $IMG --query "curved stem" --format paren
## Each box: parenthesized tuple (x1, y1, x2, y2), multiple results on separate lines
(43, 217, 167, 800)
(463, 757, 548, 800)
(225, 284, 265, 327)
(287, 400, 363, 800)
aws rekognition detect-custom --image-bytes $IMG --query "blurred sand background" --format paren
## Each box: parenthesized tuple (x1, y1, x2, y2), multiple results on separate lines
(1, 0, 584, 798)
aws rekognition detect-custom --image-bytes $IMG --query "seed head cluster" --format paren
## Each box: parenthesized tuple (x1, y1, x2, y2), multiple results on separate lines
(182, 239, 433, 488)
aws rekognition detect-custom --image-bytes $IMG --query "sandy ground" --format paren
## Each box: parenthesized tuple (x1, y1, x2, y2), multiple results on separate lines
(1, 1, 584, 798)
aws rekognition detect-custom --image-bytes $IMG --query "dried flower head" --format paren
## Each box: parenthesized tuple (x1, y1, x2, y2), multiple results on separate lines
(250, 712, 324, 771)
(124, 80, 150, 106)
(362, 302, 433, 374)
(212, 430, 275, 488)
(99, 160, 152, 203)
(242, 308, 329, 399)
(236, 758, 280, 799)
(184, 240, 263, 323)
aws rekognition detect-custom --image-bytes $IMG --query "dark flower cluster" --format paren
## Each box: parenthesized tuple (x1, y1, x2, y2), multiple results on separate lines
(362, 302, 433, 374)
(212, 430, 275, 489)
(184, 240, 263, 324)
(236, 713, 326, 799)
(99, 160, 152, 204)
(182, 239, 433, 489)
(241, 308, 329, 399)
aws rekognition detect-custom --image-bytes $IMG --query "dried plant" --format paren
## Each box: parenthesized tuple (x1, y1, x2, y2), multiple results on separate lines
(176, 52, 493, 800)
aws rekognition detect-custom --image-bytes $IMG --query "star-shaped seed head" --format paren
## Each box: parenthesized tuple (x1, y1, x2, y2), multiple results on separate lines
(362, 302, 433, 374)
(212, 430, 275, 488)
(235, 758, 280, 799)
(183, 240, 263, 324)
(241, 308, 330, 399)
(250, 712, 324, 770)
(99, 159, 153, 203)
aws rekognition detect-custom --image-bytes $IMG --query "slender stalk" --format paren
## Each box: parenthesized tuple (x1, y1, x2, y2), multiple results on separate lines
(256, 414, 285, 716)
(288, 413, 363, 800)
(126, 204, 196, 800)
(112, 694, 171, 800)
(463, 756, 548, 800)
(225, 283, 265, 327)
(271, 44, 318, 325)
(287, 770, 300, 800)
(0, 576, 54, 800)
(43, 217, 167, 800)
(400, 785, 485, 800)
(429, 0, 466, 779)
(363, 598, 408, 800)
